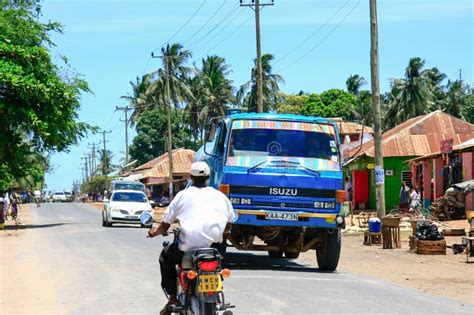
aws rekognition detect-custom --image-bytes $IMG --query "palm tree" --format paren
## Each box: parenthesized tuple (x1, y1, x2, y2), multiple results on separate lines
(346, 74, 367, 96)
(444, 80, 467, 118)
(146, 43, 192, 109)
(198, 55, 235, 124)
(384, 57, 434, 128)
(237, 54, 284, 112)
(120, 75, 153, 126)
(97, 149, 115, 175)
(425, 67, 447, 110)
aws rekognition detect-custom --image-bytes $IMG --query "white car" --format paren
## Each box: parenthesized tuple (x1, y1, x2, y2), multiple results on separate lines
(102, 190, 153, 227)
(52, 191, 67, 202)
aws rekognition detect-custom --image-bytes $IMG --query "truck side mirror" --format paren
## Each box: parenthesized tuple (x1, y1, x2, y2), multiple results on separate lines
(205, 124, 216, 142)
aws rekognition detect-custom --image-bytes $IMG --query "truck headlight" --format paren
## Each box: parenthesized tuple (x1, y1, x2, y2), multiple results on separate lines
(314, 201, 324, 208)
(324, 202, 335, 209)
(241, 198, 252, 205)
(230, 197, 240, 204)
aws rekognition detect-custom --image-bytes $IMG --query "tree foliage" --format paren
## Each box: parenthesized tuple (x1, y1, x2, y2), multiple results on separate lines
(129, 108, 192, 166)
(80, 175, 111, 194)
(0, 0, 92, 190)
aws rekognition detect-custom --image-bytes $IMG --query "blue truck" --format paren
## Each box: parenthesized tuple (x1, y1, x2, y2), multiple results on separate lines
(195, 112, 346, 270)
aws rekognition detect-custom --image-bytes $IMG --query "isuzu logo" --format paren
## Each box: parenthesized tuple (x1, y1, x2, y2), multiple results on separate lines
(269, 188, 298, 196)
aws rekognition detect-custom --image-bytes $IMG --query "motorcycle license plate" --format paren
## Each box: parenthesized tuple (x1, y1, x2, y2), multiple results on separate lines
(125, 215, 138, 220)
(198, 274, 222, 293)
(265, 212, 298, 221)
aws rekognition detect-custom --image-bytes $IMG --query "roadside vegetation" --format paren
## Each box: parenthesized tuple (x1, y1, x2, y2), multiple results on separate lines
(0, 0, 93, 191)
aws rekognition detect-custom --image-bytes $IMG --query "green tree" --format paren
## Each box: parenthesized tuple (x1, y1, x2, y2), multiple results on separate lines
(0, 0, 92, 190)
(121, 75, 153, 126)
(461, 92, 474, 123)
(129, 108, 192, 165)
(237, 54, 284, 112)
(275, 93, 308, 114)
(301, 90, 358, 120)
(80, 175, 111, 194)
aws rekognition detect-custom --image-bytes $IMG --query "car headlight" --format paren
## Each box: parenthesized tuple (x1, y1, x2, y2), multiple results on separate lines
(314, 201, 324, 208)
(241, 198, 252, 205)
(230, 197, 240, 204)
(324, 202, 335, 209)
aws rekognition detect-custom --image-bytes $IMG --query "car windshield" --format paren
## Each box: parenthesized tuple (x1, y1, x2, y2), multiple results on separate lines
(113, 183, 144, 191)
(54, 192, 64, 195)
(228, 122, 338, 160)
(64, 192, 71, 196)
(112, 192, 147, 203)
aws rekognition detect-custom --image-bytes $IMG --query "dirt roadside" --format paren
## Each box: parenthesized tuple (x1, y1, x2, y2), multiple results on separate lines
(0, 204, 62, 313)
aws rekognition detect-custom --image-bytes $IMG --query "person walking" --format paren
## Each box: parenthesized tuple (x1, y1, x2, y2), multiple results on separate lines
(34, 189, 41, 207)
(9, 191, 21, 220)
(0, 192, 6, 229)
(409, 186, 421, 214)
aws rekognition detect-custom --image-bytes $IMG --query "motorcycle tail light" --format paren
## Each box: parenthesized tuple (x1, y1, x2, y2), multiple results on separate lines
(198, 261, 219, 272)
(221, 268, 231, 278)
(186, 270, 197, 280)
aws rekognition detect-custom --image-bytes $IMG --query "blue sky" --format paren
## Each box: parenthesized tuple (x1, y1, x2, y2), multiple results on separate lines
(42, 0, 473, 192)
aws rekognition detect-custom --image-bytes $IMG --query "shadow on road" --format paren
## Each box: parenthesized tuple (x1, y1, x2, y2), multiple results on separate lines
(3, 222, 69, 230)
(224, 252, 329, 273)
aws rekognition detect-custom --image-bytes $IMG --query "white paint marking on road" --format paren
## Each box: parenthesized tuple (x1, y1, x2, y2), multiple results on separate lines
(230, 275, 355, 282)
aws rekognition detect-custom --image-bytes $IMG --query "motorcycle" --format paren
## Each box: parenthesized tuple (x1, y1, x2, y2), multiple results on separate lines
(141, 213, 234, 315)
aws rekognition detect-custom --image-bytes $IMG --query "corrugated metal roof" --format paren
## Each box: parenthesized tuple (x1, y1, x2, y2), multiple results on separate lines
(132, 148, 195, 179)
(350, 111, 474, 158)
(327, 118, 373, 135)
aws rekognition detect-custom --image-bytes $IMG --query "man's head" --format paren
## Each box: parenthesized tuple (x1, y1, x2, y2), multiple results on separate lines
(190, 161, 210, 187)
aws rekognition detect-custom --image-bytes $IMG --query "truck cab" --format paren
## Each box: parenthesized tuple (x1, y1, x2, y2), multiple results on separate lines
(196, 113, 345, 270)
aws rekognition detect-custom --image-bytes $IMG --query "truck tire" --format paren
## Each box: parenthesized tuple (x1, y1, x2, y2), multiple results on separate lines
(316, 229, 341, 271)
(284, 251, 300, 259)
(268, 251, 283, 258)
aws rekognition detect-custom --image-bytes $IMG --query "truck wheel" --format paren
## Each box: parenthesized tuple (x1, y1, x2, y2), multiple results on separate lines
(284, 251, 300, 259)
(316, 229, 341, 271)
(268, 251, 283, 258)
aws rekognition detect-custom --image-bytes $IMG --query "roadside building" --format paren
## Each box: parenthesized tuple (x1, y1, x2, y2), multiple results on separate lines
(407, 138, 473, 212)
(345, 111, 474, 211)
(125, 148, 195, 200)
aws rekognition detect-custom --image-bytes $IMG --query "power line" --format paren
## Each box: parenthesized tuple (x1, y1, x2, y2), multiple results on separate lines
(192, 6, 244, 56)
(273, 0, 350, 66)
(198, 13, 254, 60)
(187, 3, 239, 51)
(154, 0, 208, 53)
(182, 0, 228, 46)
(277, 0, 361, 72)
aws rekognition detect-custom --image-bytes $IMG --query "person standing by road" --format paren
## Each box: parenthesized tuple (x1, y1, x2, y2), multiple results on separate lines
(399, 181, 410, 212)
(34, 189, 41, 207)
(409, 186, 421, 213)
(344, 176, 353, 202)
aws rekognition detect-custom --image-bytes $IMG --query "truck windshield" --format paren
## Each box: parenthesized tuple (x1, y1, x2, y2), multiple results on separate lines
(226, 120, 340, 171)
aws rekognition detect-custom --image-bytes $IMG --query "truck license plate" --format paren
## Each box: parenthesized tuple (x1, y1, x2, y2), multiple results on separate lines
(198, 274, 222, 292)
(265, 212, 298, 221)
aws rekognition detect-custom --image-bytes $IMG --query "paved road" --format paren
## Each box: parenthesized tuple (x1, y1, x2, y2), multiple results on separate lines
(17, 202, 474, 314)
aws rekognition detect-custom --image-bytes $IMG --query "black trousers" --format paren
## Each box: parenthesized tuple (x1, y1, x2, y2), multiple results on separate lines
(159, 242, 184, 296)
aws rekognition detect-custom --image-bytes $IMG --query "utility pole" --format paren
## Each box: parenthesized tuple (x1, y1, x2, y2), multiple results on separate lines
(116, 106, 131, 166)
(88, 153, 93, 178)
(81, 156, 89, 181)
(152, 52, 175, 199)
(370, 0, 385, 217)
(240, 0, 274, 113)
(100, 129, 112, 175)
(88, 142, 100, 175)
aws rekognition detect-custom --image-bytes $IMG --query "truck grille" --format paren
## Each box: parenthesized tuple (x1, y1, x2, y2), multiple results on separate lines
(252, 201, 313, 209)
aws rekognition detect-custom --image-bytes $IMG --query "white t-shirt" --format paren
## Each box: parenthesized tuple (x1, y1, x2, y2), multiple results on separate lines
(163, 186, 235, 252)
(34, 190, 41, 198)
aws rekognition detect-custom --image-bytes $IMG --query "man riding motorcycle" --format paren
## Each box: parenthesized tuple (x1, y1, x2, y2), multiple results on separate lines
(147, 161, 235, 315)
